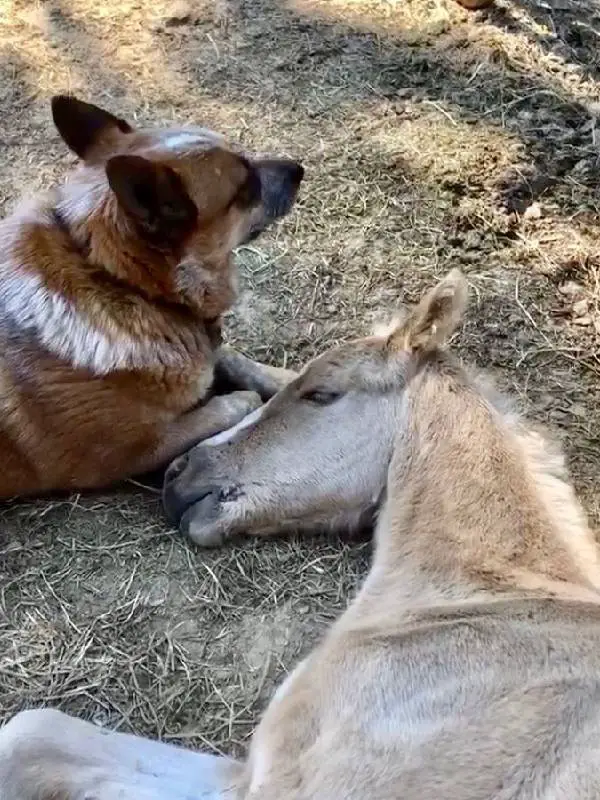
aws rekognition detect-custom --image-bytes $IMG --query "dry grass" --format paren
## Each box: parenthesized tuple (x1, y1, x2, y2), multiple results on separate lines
(0, 487, 370, 754)
(1, 0, 600, 758)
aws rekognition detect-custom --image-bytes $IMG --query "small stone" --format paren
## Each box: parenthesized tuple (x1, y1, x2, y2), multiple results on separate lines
(572, 298, 589, 316)
(558, 281, 583, 297)
(427, 18, 450, 36)
(523, 202, 542, 220)
(573, 315, 592, 326)
(163, 0, 192, 26)
(569, 403, 587, 418)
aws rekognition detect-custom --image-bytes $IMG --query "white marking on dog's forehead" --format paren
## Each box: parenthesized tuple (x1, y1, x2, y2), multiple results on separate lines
(161, 129, 224, 152)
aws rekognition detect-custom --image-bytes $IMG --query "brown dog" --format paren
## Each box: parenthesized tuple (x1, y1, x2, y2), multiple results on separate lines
(0, 96, 303, 498)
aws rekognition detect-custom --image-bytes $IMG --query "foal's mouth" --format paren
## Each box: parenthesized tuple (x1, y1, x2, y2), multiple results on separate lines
(162, 478, 242, 528)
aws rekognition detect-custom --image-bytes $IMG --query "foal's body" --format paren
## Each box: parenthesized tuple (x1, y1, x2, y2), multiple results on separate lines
(3, 271, 600, 799)
(247, 600, 600, 799)
(240, 283, 600, 798)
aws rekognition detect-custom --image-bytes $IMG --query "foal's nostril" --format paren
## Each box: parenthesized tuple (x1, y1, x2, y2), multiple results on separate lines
(161, 446, 225, 527)
(163, 479, 216, 527)
(164, 452, 189, 485)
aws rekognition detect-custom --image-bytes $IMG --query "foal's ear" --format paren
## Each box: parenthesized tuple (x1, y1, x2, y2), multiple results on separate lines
(388, 269, 468, 353)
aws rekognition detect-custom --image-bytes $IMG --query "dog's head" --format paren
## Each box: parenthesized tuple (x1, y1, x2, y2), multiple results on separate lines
(51, 95, 304, 308)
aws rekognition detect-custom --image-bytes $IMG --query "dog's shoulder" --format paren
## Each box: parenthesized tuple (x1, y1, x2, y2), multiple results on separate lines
(0, 194, 213, 379)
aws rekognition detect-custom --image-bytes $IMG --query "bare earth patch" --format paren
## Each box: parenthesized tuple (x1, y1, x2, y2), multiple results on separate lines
(1, 0, 600, 758)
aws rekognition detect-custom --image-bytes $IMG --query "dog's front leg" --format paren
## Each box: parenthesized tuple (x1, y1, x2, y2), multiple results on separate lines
(134, 390, 262, 475)
(214, 345, 297, 401)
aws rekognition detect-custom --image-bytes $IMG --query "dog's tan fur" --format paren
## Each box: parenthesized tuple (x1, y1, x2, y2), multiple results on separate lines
(4, 271, 600, 799)
(0, 96, 302, 497)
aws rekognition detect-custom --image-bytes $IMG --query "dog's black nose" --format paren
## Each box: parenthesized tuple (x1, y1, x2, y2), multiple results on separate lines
(286, 161, 304, 187)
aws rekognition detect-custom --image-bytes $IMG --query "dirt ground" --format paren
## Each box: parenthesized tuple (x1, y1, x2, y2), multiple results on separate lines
(1, 0, 600, 757)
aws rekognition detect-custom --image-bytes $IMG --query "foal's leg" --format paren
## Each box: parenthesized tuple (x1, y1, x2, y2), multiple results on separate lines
(0, 709, 240, 800)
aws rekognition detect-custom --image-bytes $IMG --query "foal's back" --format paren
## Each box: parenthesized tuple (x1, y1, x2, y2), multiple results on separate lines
(281, 598, 600, 800)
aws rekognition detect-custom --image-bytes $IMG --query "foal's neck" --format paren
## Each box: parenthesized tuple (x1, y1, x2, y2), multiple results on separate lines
(350, 364, 600, 628)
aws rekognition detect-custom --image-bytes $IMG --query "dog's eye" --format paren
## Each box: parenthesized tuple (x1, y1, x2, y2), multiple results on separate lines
(302, 390, 342, 406)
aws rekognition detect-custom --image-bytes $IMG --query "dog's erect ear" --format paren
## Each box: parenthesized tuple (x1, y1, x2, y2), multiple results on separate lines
(51, 95, 132, 160)
(388, 269, 468, 353)
(106, 155, 198, 245)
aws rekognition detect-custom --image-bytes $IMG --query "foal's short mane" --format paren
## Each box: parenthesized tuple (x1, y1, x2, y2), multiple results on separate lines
(405, 344, 599, 597)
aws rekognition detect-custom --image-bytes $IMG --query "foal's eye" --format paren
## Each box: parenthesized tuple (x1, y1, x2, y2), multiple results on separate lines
(302, 390, 342, 406)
